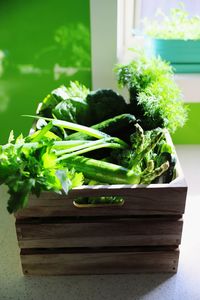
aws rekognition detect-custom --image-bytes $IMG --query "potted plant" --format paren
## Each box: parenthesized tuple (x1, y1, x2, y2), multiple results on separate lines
(143, 3, 200, 73)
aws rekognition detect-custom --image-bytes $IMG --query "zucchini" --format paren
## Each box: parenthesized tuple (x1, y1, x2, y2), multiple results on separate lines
(66, 114, 136, 141)
(64, 155, 140, 184)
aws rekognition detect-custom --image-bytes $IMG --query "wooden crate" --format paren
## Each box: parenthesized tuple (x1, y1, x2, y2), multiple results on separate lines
(15, 154, 187, 275)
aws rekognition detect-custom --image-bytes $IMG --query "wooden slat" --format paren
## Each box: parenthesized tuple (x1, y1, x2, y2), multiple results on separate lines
(15, 183, 187, 219)
(16, 217, 183, 249)
(21, 248, 179, 275)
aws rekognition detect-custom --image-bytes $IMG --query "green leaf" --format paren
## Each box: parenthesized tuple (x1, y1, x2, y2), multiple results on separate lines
(70, 171, 84, 188)
(8, 130, 14, 143)
(160, 143, 172, 154)
(16, 133, 24, 144)
(42, 151, 57, 169)
(7, 178, 35, 213)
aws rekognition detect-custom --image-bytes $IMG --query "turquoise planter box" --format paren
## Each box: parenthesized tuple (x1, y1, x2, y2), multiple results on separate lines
(150, 39, 200, 73)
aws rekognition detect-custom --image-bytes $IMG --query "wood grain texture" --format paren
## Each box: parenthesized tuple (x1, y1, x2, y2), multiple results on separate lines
(14, 153, 187, 219)
(16, 217, 183, 249)
(20, 247, 179, 275)
(15, 183, 187, 219)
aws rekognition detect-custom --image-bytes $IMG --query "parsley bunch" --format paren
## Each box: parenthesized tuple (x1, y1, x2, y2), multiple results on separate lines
(0, 132, 83, 213)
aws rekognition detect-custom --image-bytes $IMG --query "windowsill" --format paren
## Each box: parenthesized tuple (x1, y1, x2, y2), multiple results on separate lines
(175, 74, 200, 103)
(119, 37, 200, 103)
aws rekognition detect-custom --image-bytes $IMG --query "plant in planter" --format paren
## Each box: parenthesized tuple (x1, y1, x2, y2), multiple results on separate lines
(143, 3, 200, 73)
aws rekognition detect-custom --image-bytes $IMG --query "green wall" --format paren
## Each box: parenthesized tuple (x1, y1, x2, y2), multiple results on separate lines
(0, 0, 91, 143)
(0, 1, 199, 145)
(172, 102, 200, 144)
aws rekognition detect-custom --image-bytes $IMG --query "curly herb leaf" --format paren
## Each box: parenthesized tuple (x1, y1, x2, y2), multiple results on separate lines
(115, 50, 188, 133)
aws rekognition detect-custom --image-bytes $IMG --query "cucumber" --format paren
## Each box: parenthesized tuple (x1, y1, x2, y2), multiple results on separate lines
(64, 155, 140, 184)
(66, 114, 136, 141)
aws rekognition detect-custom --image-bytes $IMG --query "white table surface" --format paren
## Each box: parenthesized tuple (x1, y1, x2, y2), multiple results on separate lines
(0, 145, 200, 300)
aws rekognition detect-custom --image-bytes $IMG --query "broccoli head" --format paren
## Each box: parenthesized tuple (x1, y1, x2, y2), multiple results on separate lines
(86, 89, 128, 125)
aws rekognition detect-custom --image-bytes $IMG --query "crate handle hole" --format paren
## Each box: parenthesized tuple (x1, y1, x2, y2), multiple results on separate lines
(73, 196, 125, 208)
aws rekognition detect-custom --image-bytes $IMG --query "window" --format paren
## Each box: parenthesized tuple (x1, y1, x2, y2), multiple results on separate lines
(90, 0, 200, 102)
(137, 0, 200, 24)
(118, 0, 200, 60)
(116, 0, 200, 102)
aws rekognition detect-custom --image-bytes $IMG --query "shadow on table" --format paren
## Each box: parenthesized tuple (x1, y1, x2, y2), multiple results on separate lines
(11, 272, 175, 300)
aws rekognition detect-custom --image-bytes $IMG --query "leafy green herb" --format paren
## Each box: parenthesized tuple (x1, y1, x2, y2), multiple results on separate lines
(0, 136, 74, 213)
(0, 118, 128, 213)
(115, 50, 188, 133)
(143, 2, 200, 40)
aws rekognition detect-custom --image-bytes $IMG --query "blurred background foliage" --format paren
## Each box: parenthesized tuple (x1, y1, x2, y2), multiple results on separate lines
(0, 0, 91, 143)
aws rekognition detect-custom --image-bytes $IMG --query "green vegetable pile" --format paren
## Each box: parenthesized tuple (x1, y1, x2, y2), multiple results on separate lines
(143, 2, 200, 40)
(0, 53, 187, 213)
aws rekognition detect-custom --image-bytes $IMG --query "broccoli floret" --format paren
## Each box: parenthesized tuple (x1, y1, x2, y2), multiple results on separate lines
(86, 89, 128, 125)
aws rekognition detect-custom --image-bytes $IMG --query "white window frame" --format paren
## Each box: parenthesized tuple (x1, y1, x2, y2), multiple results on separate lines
(119, 0, 200, 103)
(117, 0, 144, 63)
(90, 0, 118, 90)
(90, 0, 200, 102)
